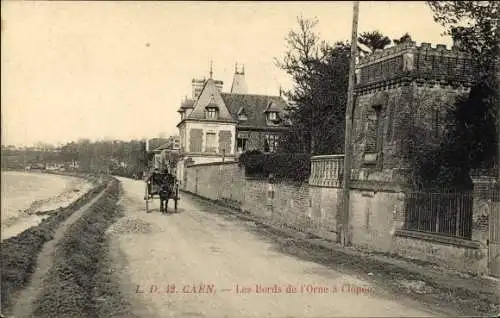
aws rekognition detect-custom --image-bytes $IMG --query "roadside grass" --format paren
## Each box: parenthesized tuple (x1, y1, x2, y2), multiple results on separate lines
(31, 179, 135, 317)
(0, 176, 107, 313)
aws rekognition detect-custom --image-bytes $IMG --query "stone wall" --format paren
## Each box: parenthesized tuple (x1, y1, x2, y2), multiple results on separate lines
(392, 233, 486, 274)
(349, 190, 404, 252)
(183, 161, 244, 204)
(183, 162, 335, 240)
(182, 158, 496, 276)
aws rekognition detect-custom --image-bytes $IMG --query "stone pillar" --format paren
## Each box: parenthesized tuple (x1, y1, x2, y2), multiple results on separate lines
(266, 174, 275, 218)
(470, 174, 496, 243)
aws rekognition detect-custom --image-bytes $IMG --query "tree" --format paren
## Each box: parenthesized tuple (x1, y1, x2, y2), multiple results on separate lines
(412, 84, 497, 191)
(427, 1, 499, 78)
(357, 31, 392, 54)
(275, 16, 322, 154)
(415, 1, 500, 189)
(276, 16, 350, 155)
(393, 33, 413, 45)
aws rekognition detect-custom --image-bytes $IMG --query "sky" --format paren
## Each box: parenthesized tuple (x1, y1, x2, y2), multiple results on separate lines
(1, 1, 452, 146)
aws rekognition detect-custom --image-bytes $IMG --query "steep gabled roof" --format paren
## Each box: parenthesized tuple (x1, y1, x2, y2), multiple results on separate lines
(221, 93, 288, 128)
(186, 78, 236, 123)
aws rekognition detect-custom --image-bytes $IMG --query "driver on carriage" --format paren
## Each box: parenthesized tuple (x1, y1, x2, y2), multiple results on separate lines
(147, 165, 171, 193)
(147, 167, 162, 194)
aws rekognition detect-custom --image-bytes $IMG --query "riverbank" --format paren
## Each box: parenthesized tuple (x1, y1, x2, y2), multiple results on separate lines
(1, 171, 98, 241)
(0, 174, 109, 314)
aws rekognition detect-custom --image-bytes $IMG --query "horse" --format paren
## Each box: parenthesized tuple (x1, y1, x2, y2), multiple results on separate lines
(159, 173, 176, 214)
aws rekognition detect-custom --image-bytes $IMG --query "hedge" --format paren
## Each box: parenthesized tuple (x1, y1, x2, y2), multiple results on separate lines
(238, 150, 310, 182)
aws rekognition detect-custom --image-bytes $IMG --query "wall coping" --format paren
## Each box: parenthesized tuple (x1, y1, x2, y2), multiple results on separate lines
(350, 180, 409, 193)
(395, 229, 481, 249)
(183, 152, 237, 158)
(308, 183, 341, 189)
(187, 161, 240, 168)
(245, 176, 308, 186)
(311, 154, 344, 161)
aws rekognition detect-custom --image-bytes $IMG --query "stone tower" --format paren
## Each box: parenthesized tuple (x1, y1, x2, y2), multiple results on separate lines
(230, 63, 248, 94)
(351, 42, 477, 186)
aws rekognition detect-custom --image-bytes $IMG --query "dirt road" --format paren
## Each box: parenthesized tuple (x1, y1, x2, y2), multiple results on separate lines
(107, 177, 443, 317)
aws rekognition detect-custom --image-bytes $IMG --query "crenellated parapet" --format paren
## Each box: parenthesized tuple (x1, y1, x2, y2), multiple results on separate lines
(356, 42, 477, 94)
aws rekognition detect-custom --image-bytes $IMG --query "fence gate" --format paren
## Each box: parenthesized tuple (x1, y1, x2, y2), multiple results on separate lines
(489, 200, 500, 278)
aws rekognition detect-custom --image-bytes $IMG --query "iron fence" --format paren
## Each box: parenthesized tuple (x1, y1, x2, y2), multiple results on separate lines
(404, 191, 474, 239)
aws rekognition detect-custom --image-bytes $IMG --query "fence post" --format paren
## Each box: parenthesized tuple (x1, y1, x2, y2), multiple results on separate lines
(455, 195, 461, 237)
(416, 193, 421, 230)
(195, 168, 198, 194)
(435, 194, 440, 233)
(218, 165, 222, 201)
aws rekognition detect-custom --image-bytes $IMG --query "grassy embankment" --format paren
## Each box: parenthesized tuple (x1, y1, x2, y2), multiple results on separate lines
(30, 177, 135, 317)
(1, 174, 133, 317)
(1, 174, 105, 310)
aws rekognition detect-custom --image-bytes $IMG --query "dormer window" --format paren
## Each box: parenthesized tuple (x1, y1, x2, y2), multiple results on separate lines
(205, 107, 218, 119)
(267, 111, 277, 121)
(237, 107, 248, 121)
(205, 95, 219, 120)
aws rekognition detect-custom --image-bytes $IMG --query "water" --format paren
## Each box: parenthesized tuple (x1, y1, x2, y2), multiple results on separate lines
(1, 171, 84, 240)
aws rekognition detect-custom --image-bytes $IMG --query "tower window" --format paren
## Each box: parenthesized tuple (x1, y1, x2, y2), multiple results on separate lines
(365, 105, 383, 153)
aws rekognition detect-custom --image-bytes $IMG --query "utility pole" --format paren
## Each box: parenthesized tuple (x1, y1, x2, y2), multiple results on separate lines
(496, 13, 500, 185)
(339, 0, 360, 247)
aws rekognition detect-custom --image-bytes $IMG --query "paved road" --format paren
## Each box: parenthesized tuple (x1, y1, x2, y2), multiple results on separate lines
(107, 177, 441, 317)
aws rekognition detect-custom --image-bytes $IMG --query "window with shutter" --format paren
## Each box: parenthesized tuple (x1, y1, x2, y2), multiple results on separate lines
(205, 132, 217, 153)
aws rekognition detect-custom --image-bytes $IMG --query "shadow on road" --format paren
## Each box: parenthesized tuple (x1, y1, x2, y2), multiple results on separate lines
(146, 207, 186, 215)
(182, 192, 498, 318)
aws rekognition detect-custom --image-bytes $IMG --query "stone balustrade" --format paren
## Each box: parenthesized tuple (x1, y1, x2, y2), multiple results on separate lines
(309, 154, 344, 188)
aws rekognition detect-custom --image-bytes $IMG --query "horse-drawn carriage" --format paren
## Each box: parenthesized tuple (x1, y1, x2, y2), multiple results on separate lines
(143, 147, 180, 213)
